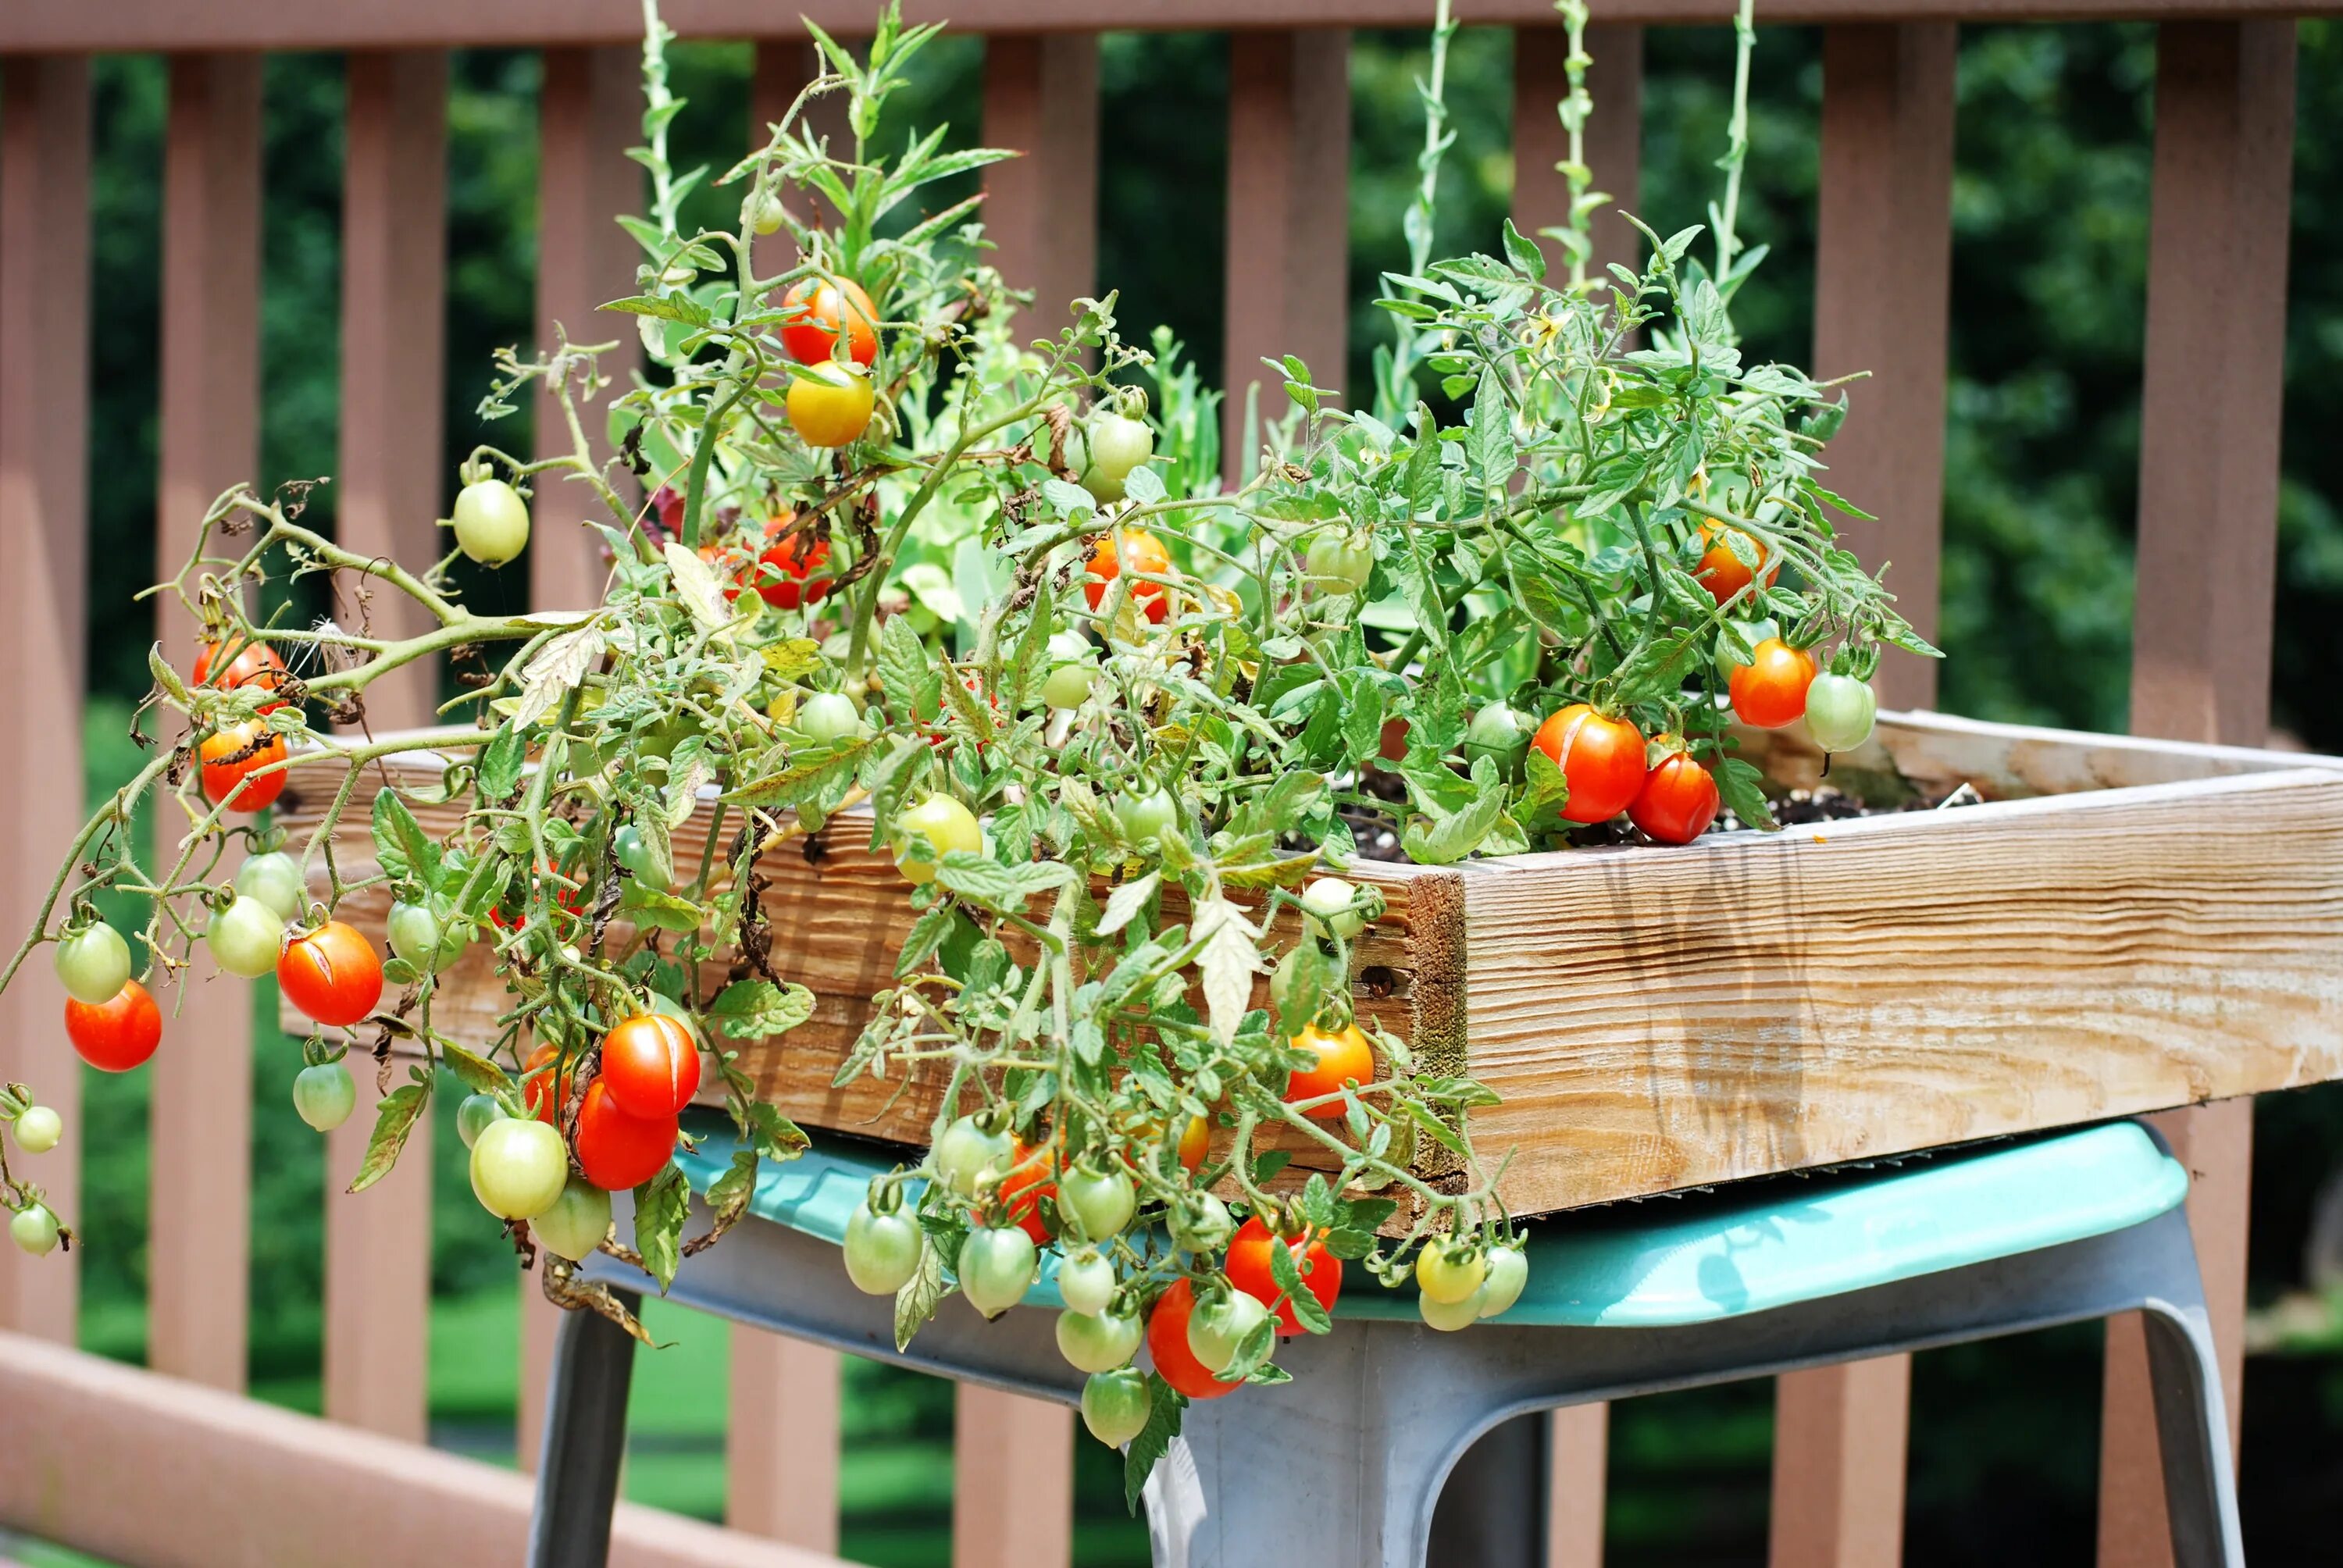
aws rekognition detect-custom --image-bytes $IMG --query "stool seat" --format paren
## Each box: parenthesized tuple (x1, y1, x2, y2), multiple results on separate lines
(672, 1117, 2186, 1327)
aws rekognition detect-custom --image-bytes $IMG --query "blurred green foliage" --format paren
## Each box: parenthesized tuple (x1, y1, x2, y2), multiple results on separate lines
(54, 18, 2343, 1566)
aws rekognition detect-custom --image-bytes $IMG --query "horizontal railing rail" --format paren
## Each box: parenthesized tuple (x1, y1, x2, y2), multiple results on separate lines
(0, 6, 2302, 1566)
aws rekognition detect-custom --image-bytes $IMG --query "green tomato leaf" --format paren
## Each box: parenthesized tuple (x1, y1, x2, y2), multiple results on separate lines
(1122, 1372, 1186, 1514)
(707, 978, 816, 1039)
(478, 723, 526, 804)
(437, 1039, 514, 1096)
(933, 852, 1074, 914)
(346, 1082, 430, 1195)
(634, 1164, 692, 1291)
(894, 1232, 949, 1352)
(1714, 756, 1780, 832)
(371, 788, 440, 890)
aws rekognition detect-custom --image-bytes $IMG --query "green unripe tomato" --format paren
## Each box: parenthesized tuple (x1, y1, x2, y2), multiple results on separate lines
(1056, 1303, 1144, 1373)
(1185, 1288, 1270, 1374)
(1300, 876, 1365, 940)
(1075, 413, 1155, 504)
(1040, 631, 1096, 711)
(1476, 1243, 1529, 1320)
(1169, 1192, 1233, 1255)
(386, 901, 446, 967)
(893, 793, 982, 886)
(1082, 1367, 1154, 1449)
(1304, 532, 1375, 595)
(292, 1061, 358, 1132)
(958, 1224, 1039, 1317)
(13, 1105, 62, 1155)
(469, 1116, 568, 1221)
(234, 850, 308, 922)
(55, 922, 132, 1006)
(457, 1092, 507, 1150)
(1114, 786, 1177, 849)
(534, 1178, 614, 1263)
(749, 187, 786, 235)
(452, 478, 532, 566)
(11, 1203, 59, 1257)
(796, 691, 866, 744)
(1056, 1246, 1117, 1316)
(1464, 703, 1533, 774)
(1419, 1285, 1486, 1331)
(1057, 1163, 1136, 1242)
(207, 896, 286, 980)
(1803, 672, 1878, 753)
(612, 826, 673, 895)
(844, 1203, 924, 1295)
(1271, 942, 1345, 1027)
(933, 1115, 1012, 1198)
(1414, 1241, 1487, 1305)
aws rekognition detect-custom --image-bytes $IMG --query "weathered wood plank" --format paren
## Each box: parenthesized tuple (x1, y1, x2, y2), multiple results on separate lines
(982, 34, 1098, 340)
(3, 0, 2335, 55)
(1546, 1402, 1610, 1568)
(323, 47, 447, 1445)
(728, 1327, 841, 1550)
(0, 53, 90, 1345)
(1457, 766, 2343, 1217)
(533, 46, 643, 612)
(151, 51, 264, 1395)
(1768, 1356, 1910, 1568)
(953, 1384, 1072, 1568)
(1222, 28, 1350, 483)
(1812, 23, 1956, 714)
(0, 1327, 849, 1568)
(2100, 21, 2295, 1568)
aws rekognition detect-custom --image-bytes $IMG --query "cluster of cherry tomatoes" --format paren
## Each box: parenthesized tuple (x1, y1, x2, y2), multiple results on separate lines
(779, 273, 879, 449)
(457, 1011, 701, 1264)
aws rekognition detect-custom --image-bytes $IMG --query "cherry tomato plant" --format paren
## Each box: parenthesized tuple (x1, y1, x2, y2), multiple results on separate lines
(0, 0, 1928, 1499)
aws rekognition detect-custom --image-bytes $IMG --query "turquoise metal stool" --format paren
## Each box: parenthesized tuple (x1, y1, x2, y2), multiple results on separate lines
(529, 1118, 2241, 1567)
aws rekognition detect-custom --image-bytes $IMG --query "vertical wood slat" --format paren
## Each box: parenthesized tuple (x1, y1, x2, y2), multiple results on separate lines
(530, 47, 642, 617)
(2100, 21, 2295, 1568)
(1546, 1402, 1610, 1568)
(981, 34, 1099, 340)
(322, 50, 448, 1442)
(953, 1382, 1072, 1568)
(1513, 23, 1643, 288)
(0, 55, 91, 1346)
(1768, 1356, 1913, 1568)
(1766, 31, 1955, 1564)
(1810, 23, 1959, 715)
(150, 52, 264, 1395)
(1222, 29, 1350, 485)
(726, 1326, 840, 1552)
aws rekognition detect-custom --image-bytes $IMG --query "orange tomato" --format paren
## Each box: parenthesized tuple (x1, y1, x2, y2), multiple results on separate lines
(999, 1136, 1059, 1245)
(1529, 704, 1646, 825)
(276, 919, 384, 1028)
(598, 1014, 701, 1119)
(1694, 522, 1775, 605)
(192, 637, 290, 712)
(1225, 1217, 1343, 1335)
(1628, 749, 1721, 845)
(1728, 638, 1818, 729)
(572, 1078, 679, 1191)
(199, 722, 288, 814)
(1284, 1023, 1374, 1118)
(522, 1042, 576, 1124)
(1147, 1279, 1243, 1401)
(779, 276, 879, 367)
(1083, 529, 1172, 625)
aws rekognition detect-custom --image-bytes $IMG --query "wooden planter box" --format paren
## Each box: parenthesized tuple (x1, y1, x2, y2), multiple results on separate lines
(279, 711, 2343, 1219)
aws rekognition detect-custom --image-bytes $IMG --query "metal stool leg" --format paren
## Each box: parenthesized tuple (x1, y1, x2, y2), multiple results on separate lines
(2139, 1299, 2245, 1568)
(1426, 1411, 1545, 1568)
(527, 1291, 640, 1568)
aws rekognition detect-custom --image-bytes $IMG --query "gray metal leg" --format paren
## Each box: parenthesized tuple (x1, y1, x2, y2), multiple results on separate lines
(526, 1289, 640, 1568)
(1427, 1412, 1544, 1568)
(2139, 1298, 2246, 1568)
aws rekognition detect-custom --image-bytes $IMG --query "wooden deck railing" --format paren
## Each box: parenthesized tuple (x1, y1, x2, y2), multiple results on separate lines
(0, 5, 2305, 1566)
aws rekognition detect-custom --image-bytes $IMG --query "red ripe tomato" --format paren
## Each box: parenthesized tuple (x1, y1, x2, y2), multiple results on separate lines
(1629, 749, 1721, 845)
(489, 862, 584, 932)
(999, 1137, 1059, 1245)
(1147, 1279, 1243, 1401)
(192, 637, 290, 712)
(599, 1013, 701, 1119)
(276, 919, 384, 1028)
(572, 1078, 680, 1191)
(1530, 704, 1646, 825)
(1225, 1217, 1343, 1335)
(200, 722, 288, 814)
(1285, 1023, 1374, 1118)
(1694, 523, 1776, 606)
(523, 1042, 576, 1124)
(1083, 530, 1172, 625)
(780, 276, 880, 367)
(1729, 638, 1819, 729)
(66, 978, 162, 1073)
(749, 519, 832, 610)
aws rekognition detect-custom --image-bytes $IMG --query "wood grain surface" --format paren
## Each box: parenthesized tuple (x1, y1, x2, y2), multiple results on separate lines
(277, 724, 2343, 1216)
